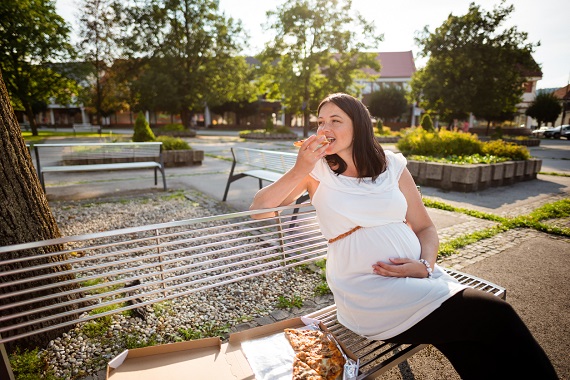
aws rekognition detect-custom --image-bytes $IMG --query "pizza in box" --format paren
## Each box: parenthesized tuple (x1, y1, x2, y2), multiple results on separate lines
(284, 328, 345, 380)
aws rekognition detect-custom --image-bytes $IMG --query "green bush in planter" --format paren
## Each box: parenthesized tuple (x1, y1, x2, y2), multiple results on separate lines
(274, 126, 294, 134)
(437, 129, 482, 156)
(133, 112, 156, 142)
(155, 136, 191, 150)
(482, 140, 530, 161)
(397, 127, 445, 157)
(161, 123, 185, 132)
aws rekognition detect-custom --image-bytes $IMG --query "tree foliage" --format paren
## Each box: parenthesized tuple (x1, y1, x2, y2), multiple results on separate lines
(260, 0, 382, 136)
(526, 92, 562, 127)
(77, 0, 121, 125)
(0, 0, 77, 135)
(411, 2, 538, 126)
(367, 86, 409, 122)
(114, 0, 255, 129)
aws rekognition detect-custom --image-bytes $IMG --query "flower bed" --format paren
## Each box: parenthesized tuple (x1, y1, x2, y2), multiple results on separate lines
(407, 158, 542, 192)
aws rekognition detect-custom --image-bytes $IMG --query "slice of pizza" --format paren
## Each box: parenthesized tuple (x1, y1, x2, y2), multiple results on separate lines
(292, 354, 323, 380)
(285, 328, 346, 380)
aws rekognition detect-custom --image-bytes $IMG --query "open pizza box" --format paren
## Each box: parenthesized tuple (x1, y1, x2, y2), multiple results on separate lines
(106, 316, 359, 379)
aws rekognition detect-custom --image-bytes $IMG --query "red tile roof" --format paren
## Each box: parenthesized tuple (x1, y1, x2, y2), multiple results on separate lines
(553, 84, 570, 100)
(362, 51, 417, 78)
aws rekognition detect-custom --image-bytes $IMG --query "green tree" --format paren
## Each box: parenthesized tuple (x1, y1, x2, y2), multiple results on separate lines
(132, 112, 156, 142)
(261, 0, 382, 137)
(411, 2, 538, 131)
(367, 86, 409, 122)
(526, 92, 562, 127)
(420, 114, 435, 132)
(115, 0, 254, 129)
(77, 0, 121, 126)
(0, 0, 78, 136)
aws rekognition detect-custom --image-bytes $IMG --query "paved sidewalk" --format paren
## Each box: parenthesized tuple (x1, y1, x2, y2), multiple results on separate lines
(41, 135, 570, 379)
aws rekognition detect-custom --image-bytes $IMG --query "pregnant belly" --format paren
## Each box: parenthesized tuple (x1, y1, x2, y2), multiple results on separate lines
(326, 222, 421, 277)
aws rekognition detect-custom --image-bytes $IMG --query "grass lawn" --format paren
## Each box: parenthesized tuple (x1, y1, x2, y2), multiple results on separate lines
(22, 131, 126, 143)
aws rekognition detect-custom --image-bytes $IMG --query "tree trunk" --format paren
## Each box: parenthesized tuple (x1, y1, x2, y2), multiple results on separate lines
(180, 109, 191, 129)
(0, 71, 81, 352)
(22, 101, 39, 137)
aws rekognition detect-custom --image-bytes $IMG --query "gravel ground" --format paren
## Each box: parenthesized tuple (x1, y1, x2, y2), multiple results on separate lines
(42, 191, 325, 379)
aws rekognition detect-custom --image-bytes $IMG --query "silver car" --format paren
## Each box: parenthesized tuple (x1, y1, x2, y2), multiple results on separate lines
(543, 125, 570, 139)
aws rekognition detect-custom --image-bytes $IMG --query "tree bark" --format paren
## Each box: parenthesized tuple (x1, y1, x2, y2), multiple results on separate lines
(0, 70, 81, 352)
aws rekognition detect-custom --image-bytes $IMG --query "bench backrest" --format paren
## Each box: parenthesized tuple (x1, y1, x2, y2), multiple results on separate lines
(232, 147, 297, 173)
(32, 142, 163, 167)
(0, 203, 324, 345)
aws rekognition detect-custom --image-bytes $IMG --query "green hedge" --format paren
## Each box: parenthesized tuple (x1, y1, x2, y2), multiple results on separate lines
(155, 136, 191, 150)
(397, 127, 530, 161)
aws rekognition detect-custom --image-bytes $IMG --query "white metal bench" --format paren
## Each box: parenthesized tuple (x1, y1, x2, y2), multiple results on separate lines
(0, 203, 505, 379)
(32, 142, 167, 192)
(223, 147, 307, 202)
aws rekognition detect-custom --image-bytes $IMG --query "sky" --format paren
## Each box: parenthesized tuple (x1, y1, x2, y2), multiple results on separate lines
(56, 0, 569, 90)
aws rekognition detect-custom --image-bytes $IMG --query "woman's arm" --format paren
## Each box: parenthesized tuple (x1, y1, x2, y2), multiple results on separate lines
(372, 168, 438, 278)
(249, 135, 327, 219)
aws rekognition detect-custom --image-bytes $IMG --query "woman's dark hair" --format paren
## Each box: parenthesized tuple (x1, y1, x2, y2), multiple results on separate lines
(317, 93, 386, 180)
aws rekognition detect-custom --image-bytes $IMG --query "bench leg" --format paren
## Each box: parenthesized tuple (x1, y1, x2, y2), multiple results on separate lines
(258, 178, 263, 189)
(289, 194, 311, 228)
(159, 167, 167, 190)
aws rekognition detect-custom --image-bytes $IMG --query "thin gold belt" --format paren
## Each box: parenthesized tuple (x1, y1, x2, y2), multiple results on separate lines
(328, 226, 363, 244)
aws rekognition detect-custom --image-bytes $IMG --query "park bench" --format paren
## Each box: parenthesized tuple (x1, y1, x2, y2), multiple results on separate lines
(0, 203, 505, 379)
(223, 147, 309, 203)
(32, 142, 167, 193)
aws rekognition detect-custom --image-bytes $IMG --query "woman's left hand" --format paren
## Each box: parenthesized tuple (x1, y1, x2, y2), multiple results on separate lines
(372, 258, 431, 278)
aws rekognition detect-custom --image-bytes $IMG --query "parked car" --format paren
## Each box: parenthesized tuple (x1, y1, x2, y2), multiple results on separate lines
(531, 126, 549, 138)
(543, 125, 570, 139)
(562, 126, 570, 140)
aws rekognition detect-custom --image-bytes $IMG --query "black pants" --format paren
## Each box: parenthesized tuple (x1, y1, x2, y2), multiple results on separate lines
(385, 288, 558, 379)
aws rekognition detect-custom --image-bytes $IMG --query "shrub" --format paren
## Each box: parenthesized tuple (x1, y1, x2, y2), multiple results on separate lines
(437, 129, 482, 156)
(132, 112, 156, 142)
(155, 136, 191, 150)
(482, 140, 530, 161)
(420, 114, 435, 132)
(274, 125, 294, 134)
(397, 127, 444, 156)
(161, 123, 185, 132)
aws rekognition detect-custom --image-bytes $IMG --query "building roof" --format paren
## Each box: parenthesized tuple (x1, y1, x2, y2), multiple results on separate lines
(362, 51, 417, 78)
(553, 84, 570, 100)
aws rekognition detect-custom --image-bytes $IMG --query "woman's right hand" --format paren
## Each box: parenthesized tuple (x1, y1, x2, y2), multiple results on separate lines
(294, 134, 329, 174)
(249, 135, 326, 217)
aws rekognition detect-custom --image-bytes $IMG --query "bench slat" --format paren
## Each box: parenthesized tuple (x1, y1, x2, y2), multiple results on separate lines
(41, 162, 162, 172)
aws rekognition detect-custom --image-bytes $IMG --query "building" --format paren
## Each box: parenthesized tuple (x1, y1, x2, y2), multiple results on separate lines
(357, 51, 417, 94)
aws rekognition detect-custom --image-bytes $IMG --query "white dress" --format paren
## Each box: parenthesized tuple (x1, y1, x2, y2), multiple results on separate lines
(310, 150, 467, 340)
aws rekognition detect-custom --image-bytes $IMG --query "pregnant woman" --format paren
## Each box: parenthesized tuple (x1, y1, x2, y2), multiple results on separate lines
(250, 93, 557, 379)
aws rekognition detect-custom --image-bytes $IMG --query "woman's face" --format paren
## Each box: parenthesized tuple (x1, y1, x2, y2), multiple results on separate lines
(317, 102, 354, 157)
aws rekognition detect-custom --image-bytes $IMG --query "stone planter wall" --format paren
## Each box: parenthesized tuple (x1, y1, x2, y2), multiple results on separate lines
(62, 150, 204, 167)
(162, 150, 203, 166)
(407, 158, 542, 192)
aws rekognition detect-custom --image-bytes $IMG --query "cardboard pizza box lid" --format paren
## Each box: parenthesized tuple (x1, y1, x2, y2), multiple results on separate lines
(106, 316, 356, 379)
